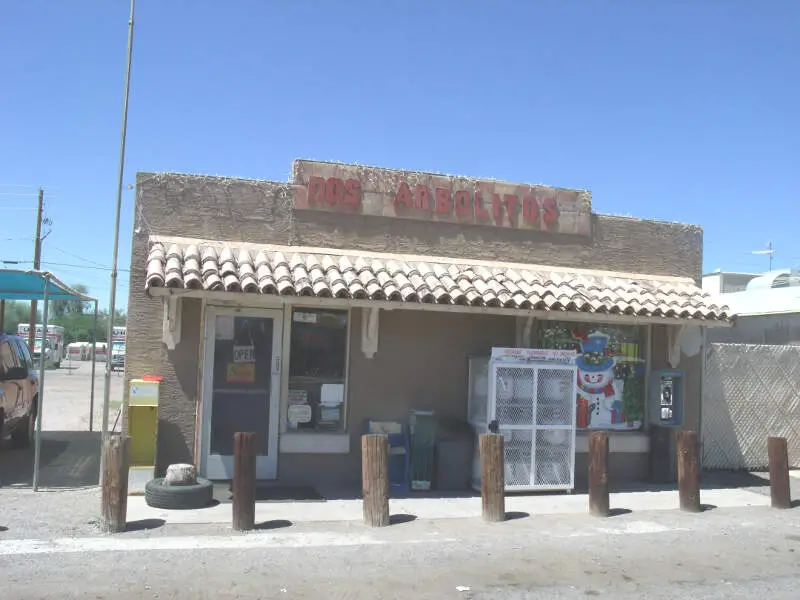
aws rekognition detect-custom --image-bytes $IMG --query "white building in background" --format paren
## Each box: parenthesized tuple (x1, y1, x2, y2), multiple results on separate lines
(702, 268, 800, 344)
(701, 270, 759, 296)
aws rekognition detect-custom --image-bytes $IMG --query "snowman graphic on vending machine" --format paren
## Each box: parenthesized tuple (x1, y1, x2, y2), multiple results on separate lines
(575, 331, 622, 428)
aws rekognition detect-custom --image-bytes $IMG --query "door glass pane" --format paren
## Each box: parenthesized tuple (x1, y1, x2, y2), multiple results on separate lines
(210, 316, 273, 457)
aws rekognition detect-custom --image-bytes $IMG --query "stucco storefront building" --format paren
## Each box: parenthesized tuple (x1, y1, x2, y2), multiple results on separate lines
(125, 160, 729, 490)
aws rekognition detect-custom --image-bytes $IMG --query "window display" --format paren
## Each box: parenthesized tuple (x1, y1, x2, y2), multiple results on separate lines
(287, 308, 349, 432)
(538, 321, 646, 430)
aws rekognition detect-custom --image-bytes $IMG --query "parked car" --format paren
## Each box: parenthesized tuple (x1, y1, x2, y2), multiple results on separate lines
(0, 333, 39, 448)
(110, 341, 126, 371)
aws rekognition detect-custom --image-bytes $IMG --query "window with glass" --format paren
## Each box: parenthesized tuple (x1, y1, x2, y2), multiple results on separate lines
(537, 321, 647, 431)
(0, 340, 23, 379)
(15, 339, 34, 370)
(287, 308, 349, 433)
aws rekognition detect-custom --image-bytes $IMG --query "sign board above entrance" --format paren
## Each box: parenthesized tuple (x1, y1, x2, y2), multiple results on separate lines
(292, 160, 592, 236)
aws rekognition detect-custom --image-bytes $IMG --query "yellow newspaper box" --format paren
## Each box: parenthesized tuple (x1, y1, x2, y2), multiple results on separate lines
(128, 378, 159, 467)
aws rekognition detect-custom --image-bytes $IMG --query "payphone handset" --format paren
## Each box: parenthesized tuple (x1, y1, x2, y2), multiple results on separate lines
(649, 370, 683, 427)
(659, 376, 674, 422)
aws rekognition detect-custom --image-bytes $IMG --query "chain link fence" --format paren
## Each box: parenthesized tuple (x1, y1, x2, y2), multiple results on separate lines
(703, 343, 800, 469)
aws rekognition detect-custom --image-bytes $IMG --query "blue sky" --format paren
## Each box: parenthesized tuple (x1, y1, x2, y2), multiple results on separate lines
(1, 1, 798, 309)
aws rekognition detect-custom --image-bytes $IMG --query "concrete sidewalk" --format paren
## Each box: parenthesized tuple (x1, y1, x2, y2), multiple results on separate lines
(126, 485, 772, 525)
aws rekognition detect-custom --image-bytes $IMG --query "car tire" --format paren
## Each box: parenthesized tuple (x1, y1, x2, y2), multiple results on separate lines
(11, 412, 34, 449)
(144, 477, 214, 510)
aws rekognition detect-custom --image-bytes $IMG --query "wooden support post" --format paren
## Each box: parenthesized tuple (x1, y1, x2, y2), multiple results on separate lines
(480, 433, 505, 522)
(232, 432, 256, 531)
(768, 436, 791, 509)
(677, 430, 701, 512)
(362, 434, 390, 527)
(589, 431, 610, 517)
(100, 434, 131, 533)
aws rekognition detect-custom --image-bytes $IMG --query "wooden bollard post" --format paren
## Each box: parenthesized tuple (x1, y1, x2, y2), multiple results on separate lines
(677, 430, 701, 512)
(100, 434, 131, 533)
(768, 436, 791, 509)
(480, 433, 505, 522)
(232, 432, 256, 531)
(589, 431, 610, 517)
(362, 434, 390, 527)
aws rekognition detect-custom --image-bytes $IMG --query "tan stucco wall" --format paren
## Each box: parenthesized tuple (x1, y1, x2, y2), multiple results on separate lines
(126, 171, 705, 478)
(278, 309, 516, 487)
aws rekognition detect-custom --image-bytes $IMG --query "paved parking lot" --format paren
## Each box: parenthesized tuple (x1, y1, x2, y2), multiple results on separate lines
(40, 361, 124, 432)
(0, 362, 124, 489)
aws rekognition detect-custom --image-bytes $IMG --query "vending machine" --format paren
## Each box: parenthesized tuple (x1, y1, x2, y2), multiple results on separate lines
(468, 348, 578, 492)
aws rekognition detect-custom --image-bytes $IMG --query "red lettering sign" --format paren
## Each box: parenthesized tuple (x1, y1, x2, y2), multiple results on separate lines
(522, 196, 539, 225)
(342, 179, 361, 206)
(542, 195, 559, 228)
(474, 193, 489, 219)
(302, 168, 568, 232)
(491, 194, 503, 221)
(395, 182, 413, 209)
(435, 188, 451, 214)
(325, 177, 344, 204)
(308, 176, 326, 203)
(454, 190, 471, 216)
(307, 177, 361, 207)
(504, 195, 519, 219)
(415, 185, 431, 211)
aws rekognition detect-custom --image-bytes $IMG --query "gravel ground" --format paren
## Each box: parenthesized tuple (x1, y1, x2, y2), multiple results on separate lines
(1, 505, 799, 599)
(0, 487, 101, 539)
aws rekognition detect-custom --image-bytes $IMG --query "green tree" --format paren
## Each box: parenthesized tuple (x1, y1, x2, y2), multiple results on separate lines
(1, 300, 40, 334)
(1, 283, 127, 344)
(51, 283, 90, 318)
(51, 309, 127, 345)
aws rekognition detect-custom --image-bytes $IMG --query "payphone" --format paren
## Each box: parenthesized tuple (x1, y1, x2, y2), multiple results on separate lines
(649, 370, 683, 428)
(648, 370, 684, 483)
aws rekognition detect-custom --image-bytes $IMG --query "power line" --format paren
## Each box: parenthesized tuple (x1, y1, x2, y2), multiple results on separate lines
(2, 259, 130, 272)
(49, 245, 110, 269)
(44, 261, 130, 272)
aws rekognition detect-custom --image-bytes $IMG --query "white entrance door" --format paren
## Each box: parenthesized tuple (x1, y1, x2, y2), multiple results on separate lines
(201, 308, 283, 480)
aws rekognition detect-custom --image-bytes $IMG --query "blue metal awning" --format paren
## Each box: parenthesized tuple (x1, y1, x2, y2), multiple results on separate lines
(1, 268, 99, 491)
(0, 269, 96, 302)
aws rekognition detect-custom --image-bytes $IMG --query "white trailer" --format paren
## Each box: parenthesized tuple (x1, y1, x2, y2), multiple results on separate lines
(17, 323, 67, 368)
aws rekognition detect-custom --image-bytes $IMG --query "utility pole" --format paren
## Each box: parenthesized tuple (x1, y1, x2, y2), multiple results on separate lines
(27, 187, 44, 351)
(102, 0, 135, 442)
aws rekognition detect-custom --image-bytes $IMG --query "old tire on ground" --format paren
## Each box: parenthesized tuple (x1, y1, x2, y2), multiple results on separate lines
(144, 477, 214, 510)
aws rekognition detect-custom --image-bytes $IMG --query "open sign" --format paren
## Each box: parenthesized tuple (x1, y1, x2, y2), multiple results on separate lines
(233, 345, 255, 363)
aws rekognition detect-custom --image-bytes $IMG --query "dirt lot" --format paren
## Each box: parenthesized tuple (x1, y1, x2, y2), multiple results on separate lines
(40, 361, 124, 432)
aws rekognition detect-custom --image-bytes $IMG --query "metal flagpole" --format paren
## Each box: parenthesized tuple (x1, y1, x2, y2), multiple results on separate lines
(102, 0, 136, 454)
(89, 300, 98, 432)
(32, 275, 51, 491)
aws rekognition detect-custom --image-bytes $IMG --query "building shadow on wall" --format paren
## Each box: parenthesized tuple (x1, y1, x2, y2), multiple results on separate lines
(154, 419, 195, 478)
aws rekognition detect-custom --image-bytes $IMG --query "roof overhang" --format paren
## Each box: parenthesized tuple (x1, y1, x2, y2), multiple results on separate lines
(148, 286, 733, 328)
(143, 235, 732, 327)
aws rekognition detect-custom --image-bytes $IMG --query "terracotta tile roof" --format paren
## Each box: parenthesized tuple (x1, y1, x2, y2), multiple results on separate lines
(144, 238, 730, 321)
